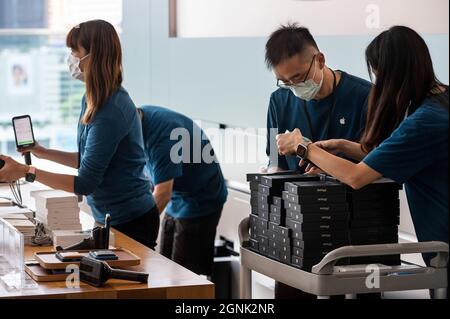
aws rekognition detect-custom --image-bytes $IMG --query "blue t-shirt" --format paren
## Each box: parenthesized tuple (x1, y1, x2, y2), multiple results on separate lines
(266, 71, 371, 170)
(75, 87, 156, 226)
(363, 93, 449, 264)
(140, 105, 228, 219)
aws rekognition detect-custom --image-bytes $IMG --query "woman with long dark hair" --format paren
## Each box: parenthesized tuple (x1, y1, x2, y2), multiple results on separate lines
(276, 25, 449, 266)
(0, 20, 160, 249)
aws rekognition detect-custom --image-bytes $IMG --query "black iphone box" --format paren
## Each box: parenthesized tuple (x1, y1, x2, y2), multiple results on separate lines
(249, 181, 260, 191)
(292, 230, 349, 243)
(272, 196, 283, 207)
(286, 218, 349, 233)
(280, 243, 291, 256)
(292, 247, 331, 259)
(246, 171, 298, 183)
(270, 204, 286, 215)
(290, 227, 349, 240)
(258, 201, 270, 212)
(258, 184, 278, 196)
(291, 256, 322, 271)
(261, 174, 320, 188)
(258, 235, 269, 247)
(294, 193, 347, 204)
(250, 196, 259, 207)
(294, 211, 350, 223)
(268, 213, 283, 226)
(350, 226, 398, 240)
(350, 198, 400, 211)
(295, 238, 350, 251)
(259, 209, 269, 221)
(249, 239, 259, 252)
(257, 193, 271, 205)
(287, 181, 346, 196)
(280, 252, 291, 265)
(268, 222, 280, 233)
(269, 248, 280, 261)
(350, 216, 400, 228)
(268, 239, 281, 251)
(351, 209, 400, 220)
(257, 217, 268, 229)
(292, 202, 349, 214)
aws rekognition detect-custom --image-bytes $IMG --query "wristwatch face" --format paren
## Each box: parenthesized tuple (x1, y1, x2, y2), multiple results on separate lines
(296, 144, 307, 158)
(26, 173, 36, 183)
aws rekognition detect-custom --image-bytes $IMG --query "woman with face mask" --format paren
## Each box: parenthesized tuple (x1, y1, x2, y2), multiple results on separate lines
(277, 26, 448, 277)
(0, 20, 160, 249)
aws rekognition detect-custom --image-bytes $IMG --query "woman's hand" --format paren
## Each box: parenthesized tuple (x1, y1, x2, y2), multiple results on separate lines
(276, 129, 303, 156)
(17, 141, 47, 159)
(314, 139, 344, 155)
(299, 139, 344, 168)
(0, 155, 28, 182)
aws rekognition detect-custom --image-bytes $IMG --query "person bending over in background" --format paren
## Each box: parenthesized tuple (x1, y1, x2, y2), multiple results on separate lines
(138, 105, 228, 277)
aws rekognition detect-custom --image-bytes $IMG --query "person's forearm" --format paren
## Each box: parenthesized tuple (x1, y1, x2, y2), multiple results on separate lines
(153, 191, 171, 214)
(307, 144, 380, 189)
(40, 149, 79, 169)
(152, 180, 174, 214)
(18, 165, 75, 193)
(340, 140, 368, 162)
(35, 169, 75, 193)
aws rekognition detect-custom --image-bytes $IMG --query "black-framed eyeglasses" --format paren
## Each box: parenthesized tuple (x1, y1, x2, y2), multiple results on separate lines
(277, 55, 316, 89)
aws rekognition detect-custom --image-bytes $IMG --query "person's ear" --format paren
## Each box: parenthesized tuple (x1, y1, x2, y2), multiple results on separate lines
(316, 53, 326, 69)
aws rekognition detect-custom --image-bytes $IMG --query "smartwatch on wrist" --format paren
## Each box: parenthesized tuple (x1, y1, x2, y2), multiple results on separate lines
(296, 137, 313, 159)
(25, 166, 36, 183)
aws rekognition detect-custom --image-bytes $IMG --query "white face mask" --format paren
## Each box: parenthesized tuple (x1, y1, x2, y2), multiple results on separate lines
(67, 53, 89, 82)
(290, 64, 324, 101)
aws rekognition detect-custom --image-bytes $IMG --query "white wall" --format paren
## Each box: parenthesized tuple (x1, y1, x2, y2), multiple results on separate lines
(176, 0, 449, 37)
(123, 1, 449, 129)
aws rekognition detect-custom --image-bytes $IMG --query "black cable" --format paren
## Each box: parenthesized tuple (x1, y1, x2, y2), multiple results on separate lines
(9, 180, 23, 206)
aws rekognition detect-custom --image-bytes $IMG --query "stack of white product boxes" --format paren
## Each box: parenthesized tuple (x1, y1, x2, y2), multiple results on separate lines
(31, 190, 81, 231)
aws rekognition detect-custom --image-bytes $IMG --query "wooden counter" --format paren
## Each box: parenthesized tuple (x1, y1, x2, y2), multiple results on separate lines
(0, 183, 215, 299)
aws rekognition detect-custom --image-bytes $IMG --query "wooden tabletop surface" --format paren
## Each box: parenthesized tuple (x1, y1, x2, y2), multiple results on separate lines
(0, 183, 215, 299)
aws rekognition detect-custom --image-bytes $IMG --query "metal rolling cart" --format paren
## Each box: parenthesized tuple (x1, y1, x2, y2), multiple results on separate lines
(239, 217, 448, 299)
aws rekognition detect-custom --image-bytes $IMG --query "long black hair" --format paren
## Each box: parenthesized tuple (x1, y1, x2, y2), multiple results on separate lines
(361, 25, 448, 152)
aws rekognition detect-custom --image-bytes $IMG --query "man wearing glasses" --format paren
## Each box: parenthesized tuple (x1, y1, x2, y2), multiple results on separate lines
(264, 23, 371, 174)
(264, 24, 372, 298)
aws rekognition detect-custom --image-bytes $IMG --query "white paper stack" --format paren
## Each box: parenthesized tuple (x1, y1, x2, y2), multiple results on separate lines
(0, 198, 13, 207)
(0, 206, 34, 219)
(6, 219, 36, 236)
(52, 230, 115, 249)
(52, 230, 91, 248)
(31, 190, 82, 231)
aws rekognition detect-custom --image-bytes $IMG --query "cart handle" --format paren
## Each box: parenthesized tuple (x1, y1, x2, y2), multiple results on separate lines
(239, 217, 250, 246)
(312, 242, 449, 275)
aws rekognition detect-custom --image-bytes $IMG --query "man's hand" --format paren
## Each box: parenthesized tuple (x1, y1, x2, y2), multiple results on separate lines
(0, 155, 28, 182)
(276, 128, 303, 156)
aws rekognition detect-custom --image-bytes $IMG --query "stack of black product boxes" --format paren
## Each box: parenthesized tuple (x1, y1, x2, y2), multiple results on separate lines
(345, 178, 401, 266)
(247, 173, 401, 271)
(283, 180, 351, 271)
(247, 172, 319, 263)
